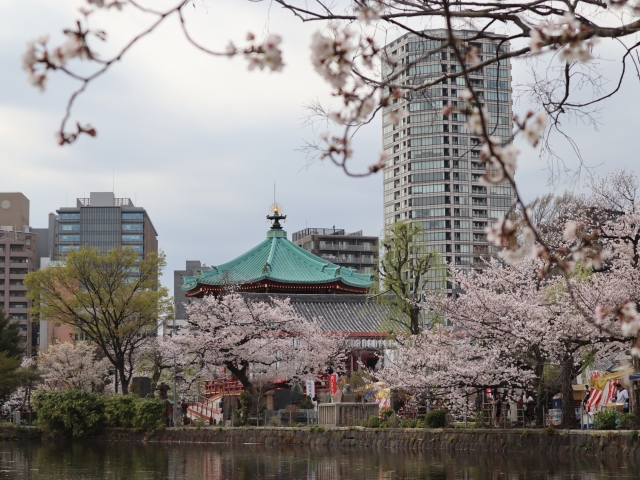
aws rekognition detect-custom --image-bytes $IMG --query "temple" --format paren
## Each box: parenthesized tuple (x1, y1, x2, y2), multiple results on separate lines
(180, 208, 403, 425)
(181, 208, 373, 297)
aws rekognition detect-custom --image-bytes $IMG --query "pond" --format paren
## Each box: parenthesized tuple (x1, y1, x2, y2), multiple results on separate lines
(0, 441, 637, 479)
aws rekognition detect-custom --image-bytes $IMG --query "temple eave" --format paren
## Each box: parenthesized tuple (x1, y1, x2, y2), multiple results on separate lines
(184, 279, 369, 298)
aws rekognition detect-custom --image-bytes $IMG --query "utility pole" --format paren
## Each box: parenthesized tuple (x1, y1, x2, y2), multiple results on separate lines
(172, 311, 179, 427)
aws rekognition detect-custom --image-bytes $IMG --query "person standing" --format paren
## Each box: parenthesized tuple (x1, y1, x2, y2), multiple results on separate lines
(524, 391, 535, 426)
(493, 392, 503, 428)
(612, 384, 630, 413)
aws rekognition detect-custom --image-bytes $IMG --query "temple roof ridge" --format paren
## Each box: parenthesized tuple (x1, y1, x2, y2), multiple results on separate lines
(181, 220, 373, 296)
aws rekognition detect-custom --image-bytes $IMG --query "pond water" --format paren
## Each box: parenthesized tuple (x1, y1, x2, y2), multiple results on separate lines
(0, 441, 638, 479)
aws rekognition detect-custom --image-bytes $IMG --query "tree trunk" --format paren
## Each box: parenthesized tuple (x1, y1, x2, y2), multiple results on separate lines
(560, 356, 577, 429)
(225, 361, 252, 390)
(148, 352, 165, 399)
(633, 354, 640, 415)
(409, 306, 420, 335)
(119, 364, 129, 395)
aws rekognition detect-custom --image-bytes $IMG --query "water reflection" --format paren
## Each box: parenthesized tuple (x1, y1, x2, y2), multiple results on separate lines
(0, 441, 636, 479)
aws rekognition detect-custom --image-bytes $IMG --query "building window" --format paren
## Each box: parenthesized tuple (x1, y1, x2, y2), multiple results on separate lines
(122, 213, 144, 220)
(122, 234, 143, 243)
(59, 213, 80, 220)
(60, 224, 80, 231)
(60, 235, 80, 243)
(121, 223, 143, 231)
(60, 245, 80, 253)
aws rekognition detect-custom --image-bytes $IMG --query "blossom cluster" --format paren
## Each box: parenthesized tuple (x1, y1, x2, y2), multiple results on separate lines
(529, 11, 597, 62)
(227, 32, 284, 72)
(22, 27, 96, 92)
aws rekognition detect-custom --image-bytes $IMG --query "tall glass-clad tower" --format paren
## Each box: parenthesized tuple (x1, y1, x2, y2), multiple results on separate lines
(382, 29, 515, 293)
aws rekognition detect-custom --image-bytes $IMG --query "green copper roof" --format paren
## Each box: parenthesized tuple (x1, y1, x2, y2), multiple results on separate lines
(181, 229, 373, 292)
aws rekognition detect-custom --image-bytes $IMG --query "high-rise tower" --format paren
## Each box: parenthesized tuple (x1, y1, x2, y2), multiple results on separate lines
(382, 30, 515, 293)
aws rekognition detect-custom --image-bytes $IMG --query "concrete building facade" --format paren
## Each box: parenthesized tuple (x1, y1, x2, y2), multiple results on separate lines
(174, 260, 211, 326)
(0, 193, 30, 232)
(292, 228, 378, 274)
(382, 30, 515, 292)
(0, 228, 38, 356)
(40, 192, 158, 261)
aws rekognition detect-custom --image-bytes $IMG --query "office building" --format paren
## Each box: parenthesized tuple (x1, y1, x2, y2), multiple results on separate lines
(40, 192, 158, 260)
(173, 260, 211, 327)
(382, 30, 515, 291)
(292, 227, 378, 274)
(0, 193, 38, 355)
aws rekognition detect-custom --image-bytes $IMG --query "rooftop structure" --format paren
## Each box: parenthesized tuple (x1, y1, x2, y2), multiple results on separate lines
(0, 193, 30, 231)
(181, 210, 373, 297)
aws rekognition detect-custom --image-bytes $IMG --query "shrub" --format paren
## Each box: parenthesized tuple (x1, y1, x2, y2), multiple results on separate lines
(399, 418, 417, 429)
(133, 398, 166, 433)
(103, 394, 139, 428)
(299, 396, 314, 410)
(379, 407, 394, 421)
(33, 390, 105, 438)
(425, 409, 448, 428)
(594, 409, 618, 430)
(234, 390, 252, 426)
(33, 390, 166, 437)
(619, 413, 639, 430)
(269, 416, 281, 427)
(381, 413, 399, 428)
(367, 415, 380, 428)
(472, 410, 486, 428)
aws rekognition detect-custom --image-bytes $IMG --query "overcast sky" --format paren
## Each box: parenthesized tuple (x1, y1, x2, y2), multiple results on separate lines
(1, 0, 638, 293)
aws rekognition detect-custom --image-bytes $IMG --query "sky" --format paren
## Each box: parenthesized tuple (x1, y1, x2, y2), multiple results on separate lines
(1, 0, 638, 293)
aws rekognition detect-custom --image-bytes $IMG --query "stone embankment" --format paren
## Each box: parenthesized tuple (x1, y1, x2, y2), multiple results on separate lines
(4, 425, 640, 456)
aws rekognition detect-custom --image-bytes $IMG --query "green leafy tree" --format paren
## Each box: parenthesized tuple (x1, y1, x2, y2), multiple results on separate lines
(374, 221, 445, 334)
(0, 353, 21, 397)
(0, 309, 24, 359)
(25, 247, 172, 394)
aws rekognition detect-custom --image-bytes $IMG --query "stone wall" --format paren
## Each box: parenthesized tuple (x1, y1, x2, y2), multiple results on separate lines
(102, 427, 640, 456)
(5, 425, 640, 457)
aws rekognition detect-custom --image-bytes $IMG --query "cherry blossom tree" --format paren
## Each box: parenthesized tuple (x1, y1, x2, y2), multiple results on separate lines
(38, 341, 112, 391)
(380, 253, 629, 426)
(167, 293, 347, 391)
(380, 171, 640, 425)
(378, 324, 531, 414)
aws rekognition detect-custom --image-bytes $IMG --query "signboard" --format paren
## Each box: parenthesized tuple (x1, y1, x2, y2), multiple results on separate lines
(329, 374, 338, 395)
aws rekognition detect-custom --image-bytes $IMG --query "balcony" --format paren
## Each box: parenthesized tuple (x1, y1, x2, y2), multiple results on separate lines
(319, 243, 376, 252)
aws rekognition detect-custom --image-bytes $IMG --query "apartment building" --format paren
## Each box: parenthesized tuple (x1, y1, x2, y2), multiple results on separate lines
(292, 228, 378, 274)
(382, 29, 515, 291)
(0, 193, 37, 355)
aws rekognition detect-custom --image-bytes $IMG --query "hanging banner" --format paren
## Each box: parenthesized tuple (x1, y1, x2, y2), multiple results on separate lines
(329, 374, 338, 395)
(305, 380, 315, 399)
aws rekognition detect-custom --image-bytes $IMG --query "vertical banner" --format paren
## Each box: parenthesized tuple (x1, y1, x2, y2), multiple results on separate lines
(305, 380, 315, 399)
(329, 373, 338, 395)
